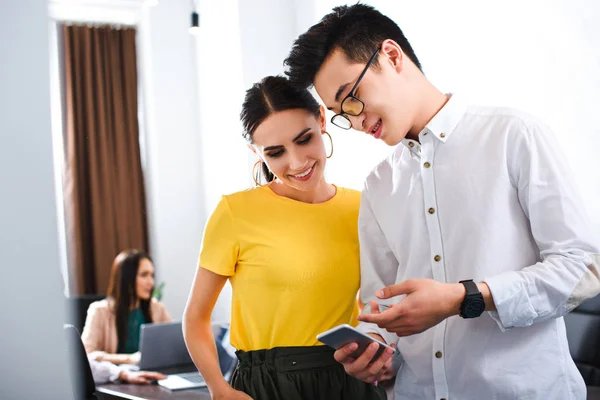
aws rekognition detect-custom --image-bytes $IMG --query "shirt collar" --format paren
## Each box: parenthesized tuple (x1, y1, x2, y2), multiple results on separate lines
(401, 93, 468, 154)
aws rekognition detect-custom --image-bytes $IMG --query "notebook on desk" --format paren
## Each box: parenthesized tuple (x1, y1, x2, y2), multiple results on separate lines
(138, 321, 236, 391)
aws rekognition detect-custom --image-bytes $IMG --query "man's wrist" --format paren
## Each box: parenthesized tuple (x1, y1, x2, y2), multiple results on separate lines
(477, 281, 495, 312)
(112, 366, 129, 383)
(448, 283, 466, 317)
(367, 332, 386, 344)
(447, 281, 495, 317)
(117, 370, 127, 381)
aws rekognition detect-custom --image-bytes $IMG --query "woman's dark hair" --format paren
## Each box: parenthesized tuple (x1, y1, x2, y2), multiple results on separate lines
(240, 75, 321, 183)
(106, 249, 153, 348)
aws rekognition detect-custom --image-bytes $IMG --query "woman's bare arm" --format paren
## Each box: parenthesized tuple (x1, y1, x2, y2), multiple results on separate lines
(183, 267, 244, 397)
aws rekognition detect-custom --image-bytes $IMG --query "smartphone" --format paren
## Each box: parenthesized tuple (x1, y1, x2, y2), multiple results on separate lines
(316, 324, 394, 360)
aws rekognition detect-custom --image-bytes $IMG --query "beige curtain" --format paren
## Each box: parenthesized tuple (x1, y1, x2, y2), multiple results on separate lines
(61, 24, 149, 295)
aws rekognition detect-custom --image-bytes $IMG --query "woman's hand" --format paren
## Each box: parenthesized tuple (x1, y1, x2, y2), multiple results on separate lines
(89, 350, 107, 362)
(128, 351, 141, 365)
(212, 386, 254, 399)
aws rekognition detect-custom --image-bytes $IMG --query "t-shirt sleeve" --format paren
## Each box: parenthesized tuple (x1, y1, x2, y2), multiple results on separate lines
(198, 196, 239, 276)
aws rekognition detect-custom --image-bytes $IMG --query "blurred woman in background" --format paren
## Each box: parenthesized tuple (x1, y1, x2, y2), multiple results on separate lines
(81, 249, 172, 366)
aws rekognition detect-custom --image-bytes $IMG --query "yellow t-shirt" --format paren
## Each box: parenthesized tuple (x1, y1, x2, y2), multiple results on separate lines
(199, 185, 361, 351)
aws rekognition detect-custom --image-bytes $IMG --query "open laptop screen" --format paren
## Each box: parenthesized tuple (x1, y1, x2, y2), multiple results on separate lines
(139, 321, 235, 377)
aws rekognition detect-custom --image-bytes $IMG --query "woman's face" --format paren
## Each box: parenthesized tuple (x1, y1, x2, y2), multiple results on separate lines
(135, 258, 155, 301)
(251, 108, 328, 192)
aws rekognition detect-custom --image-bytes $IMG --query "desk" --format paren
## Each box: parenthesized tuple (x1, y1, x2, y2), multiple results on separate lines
(588, 386, 600, 400)
(97, 383, 211, 400)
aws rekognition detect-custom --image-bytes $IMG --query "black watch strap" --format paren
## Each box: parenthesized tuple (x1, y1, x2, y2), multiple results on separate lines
(460, 279, 479, 295)
(459, 279, 485, 318)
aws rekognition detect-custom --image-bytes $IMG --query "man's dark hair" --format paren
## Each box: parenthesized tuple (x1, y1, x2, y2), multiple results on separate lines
(284, 3, 422, 89)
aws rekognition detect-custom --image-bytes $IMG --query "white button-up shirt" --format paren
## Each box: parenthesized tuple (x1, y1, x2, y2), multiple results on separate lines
(357, 95, 600, 400)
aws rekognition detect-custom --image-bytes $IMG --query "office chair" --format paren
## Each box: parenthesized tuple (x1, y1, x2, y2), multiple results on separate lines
(63, 324, 101, 400)
(65, 294, 105, 333)
(564, 293, 600, 400)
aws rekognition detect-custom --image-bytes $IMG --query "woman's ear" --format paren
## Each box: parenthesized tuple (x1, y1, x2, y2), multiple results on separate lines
(319, 105, 327, 133)
(381, 39, 404, 73)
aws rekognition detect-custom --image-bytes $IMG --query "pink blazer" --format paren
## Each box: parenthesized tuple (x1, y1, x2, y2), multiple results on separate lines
(81, 298, 172, 354)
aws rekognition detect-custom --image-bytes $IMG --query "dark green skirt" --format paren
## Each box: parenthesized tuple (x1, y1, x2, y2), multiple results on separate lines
(231, 345, 387, 400)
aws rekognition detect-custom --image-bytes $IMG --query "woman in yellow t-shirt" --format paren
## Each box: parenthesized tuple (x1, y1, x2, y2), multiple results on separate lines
(183, 76, 392, 400)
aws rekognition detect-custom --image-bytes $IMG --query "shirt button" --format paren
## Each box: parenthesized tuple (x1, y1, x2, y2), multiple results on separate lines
(428, 207, 435, 214)
(434, 255, 441, 262)
(423, 162, 431, 168)
(435, 351, 442, 358)
(440, 132, 446, 138)
(408, 142, 414, 148)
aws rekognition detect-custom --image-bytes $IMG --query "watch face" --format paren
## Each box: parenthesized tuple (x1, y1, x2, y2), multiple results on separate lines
(463, 298, 485, 318)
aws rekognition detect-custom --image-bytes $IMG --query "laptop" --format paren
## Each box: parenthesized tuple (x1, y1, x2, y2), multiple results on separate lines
(138, 321, 237, 391)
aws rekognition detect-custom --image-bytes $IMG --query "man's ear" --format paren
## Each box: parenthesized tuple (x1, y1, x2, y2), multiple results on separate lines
(247, 144, 258, 156)
(381, 39, 404, 73)
(319, 105, 327, 132)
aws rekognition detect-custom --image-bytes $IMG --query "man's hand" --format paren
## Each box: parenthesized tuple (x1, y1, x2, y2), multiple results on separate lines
(119, 370, 166, 384)
(333, 332, 396, 385)
(358, 279, 467, 336)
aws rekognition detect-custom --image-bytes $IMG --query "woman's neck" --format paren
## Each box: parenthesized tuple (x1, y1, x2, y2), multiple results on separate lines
(270, 177, 336, 204)
(130, 299, 140, 311)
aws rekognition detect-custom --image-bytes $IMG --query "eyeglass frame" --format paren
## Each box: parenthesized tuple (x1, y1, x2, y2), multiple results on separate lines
(331, 48, 380, 130)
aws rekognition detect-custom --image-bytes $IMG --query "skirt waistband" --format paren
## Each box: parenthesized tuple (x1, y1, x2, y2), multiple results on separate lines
(235, 346, 338, 372)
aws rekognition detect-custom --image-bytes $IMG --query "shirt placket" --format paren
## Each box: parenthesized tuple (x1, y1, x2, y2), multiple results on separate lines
(419, 129, 450, 400)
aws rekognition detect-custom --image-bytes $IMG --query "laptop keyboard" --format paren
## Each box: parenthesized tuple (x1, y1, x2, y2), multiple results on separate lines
(177, 372, 206, 384)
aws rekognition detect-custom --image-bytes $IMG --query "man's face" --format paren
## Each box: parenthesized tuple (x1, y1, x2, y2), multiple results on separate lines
(314, 43, 416, 146)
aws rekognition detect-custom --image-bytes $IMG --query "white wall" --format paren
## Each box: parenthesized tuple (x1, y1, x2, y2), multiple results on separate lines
(144, 0, 306, 321)
(0, 0, 73, 398)
(314, 0, 600, 229)
(141, 0, 207, 320)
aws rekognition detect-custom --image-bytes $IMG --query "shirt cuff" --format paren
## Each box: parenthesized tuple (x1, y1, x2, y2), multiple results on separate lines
(356, 322, 403, 373)
(483, 271, 539, 330)
(110, 363, 138, 382)
(356, 321, 399, 346)
(108, 363, 123, 382)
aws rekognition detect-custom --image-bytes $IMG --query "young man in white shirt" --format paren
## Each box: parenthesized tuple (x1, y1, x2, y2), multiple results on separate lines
(284, 4, 600, 399)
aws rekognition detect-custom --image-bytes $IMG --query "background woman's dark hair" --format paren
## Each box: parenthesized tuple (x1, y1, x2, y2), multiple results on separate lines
(106, 249, 153, 348)
(240, 75, 321, 184)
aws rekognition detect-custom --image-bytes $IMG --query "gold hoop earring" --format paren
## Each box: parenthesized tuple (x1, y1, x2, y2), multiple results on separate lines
(252, 160, 263, 186)
(324, 131, 334, 158)
(252, 160, 270, 187)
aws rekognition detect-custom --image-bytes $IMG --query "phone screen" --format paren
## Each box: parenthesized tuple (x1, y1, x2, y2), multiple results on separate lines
(317, 324, 393, 360)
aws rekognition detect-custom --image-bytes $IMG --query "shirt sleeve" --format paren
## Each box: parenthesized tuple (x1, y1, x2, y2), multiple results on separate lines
(81, 303, 103, 353)
(198, 196, 239, 276)
(484, 117, 600, 330)
(87, 356, 122, 384)
(356, 191, 403, 348)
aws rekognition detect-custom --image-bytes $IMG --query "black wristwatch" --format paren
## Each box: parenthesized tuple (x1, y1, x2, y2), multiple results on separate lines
(459, 279, 485, 318)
